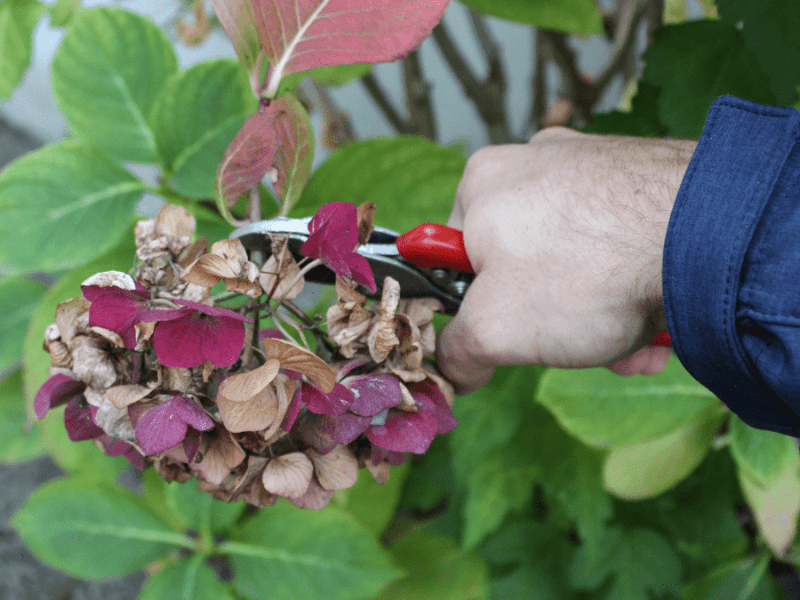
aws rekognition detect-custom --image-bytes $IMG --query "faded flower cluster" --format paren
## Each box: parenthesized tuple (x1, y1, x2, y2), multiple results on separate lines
(35, 202, 456, 509)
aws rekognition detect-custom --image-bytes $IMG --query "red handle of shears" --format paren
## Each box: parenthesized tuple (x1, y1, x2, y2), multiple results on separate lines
(396, 223, 672, 348)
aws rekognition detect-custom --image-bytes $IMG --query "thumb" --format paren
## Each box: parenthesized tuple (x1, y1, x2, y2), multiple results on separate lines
(436, 306, 496, 396)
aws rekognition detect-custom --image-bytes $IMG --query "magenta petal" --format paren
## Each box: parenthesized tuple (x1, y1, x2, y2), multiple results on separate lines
(83, 286, 151, 348)
(152, 316, 206, 368)
(301, 203, 362, 279)
(258, 328, 284, 340)
(365, 410, 439, 454)
(170, 396, 214, 431)
(174, 299, 252, 323)
(135, 399, 190, 455)
(319, 412, 371, 445)
(281, 392, 302, 432)
(64, 397, 104, 441)
(348, 374, 402, 417)
(137, 307, 193, 323)
(302, 382, 354, 416)
(200, 317, 246, 368)
(183, 429, 201, 462)
(344, 253, 376, 293)
(371, 446, 408, 466)
(34, 374, 85, 420)
(411, 381, 458, 435)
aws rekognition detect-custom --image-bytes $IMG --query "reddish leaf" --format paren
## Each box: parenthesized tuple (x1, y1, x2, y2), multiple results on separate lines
(215, 105, 279, 211)
(271, 93, 314, 210)
(209, 0, 262, 71)
(252, 0, 451, 96)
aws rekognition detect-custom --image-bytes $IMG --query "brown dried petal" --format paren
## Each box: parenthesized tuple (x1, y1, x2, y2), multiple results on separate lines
(327, 303, 371, 358)
(217, 383, 279, 433)
(260, 374, 296, 441)
(262, 339, 335, 393)
(71, 337, 118, 389)
(55, 297, 90, 346)
(367, 277, 400, 363)
(231, 455, 269, 494)
(182, 253, 232, 287)
(154, 456, 191, 483)
(86, 388, 136, 440)
(398, 297, 442, 328)
(134, 320, 156, 350)
(357, 201, 376, 246)
(217, 359, 281, 403)
(179, 237, 209, 269)
(81, 271, 135, 290)
(163, 368, 192, 394)
(258, 249, 304, 301)
(156, 204, 196, 241)
(288, 476, 334, 510)
(307, 445, 358, 491)
(385, 315, 425, 382)
(335, 276, 367, 305)
(396, 381, 418, 412)
(48, 341, 71, 368)
(366, 459, 391, 485)
(106, 384, 153, 409)
(262, 452, 313, 498)
(90, 326, 125, 349)
(194, 430, 246, 485)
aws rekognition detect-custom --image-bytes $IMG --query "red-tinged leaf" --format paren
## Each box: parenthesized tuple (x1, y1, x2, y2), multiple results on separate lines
(208, 0, 262, 72)
(272, 93, 314, 211)
(253, 0, 452, 97)
(215, 105, 279, 217)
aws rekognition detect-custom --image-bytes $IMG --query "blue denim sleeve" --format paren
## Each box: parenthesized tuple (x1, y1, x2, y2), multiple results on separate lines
(663, 95, 800, 437)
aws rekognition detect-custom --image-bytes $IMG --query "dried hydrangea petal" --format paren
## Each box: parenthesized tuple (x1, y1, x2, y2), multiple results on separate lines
(34, 374, 86, 420)
(307, 446, 358, 491)
(261, 452, 313, 498)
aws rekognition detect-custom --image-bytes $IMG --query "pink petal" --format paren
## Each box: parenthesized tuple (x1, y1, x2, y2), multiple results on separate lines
(34, 374, 85, 420)
(83, 286, 151, 348)
(318, 411, 371, 445)
(137, 307, 193, 323)
(200, 316, 247, 368)
(64, 397, 104, 441)
(183, 429, 201, 462)
(410, 381, 458, 435)
(174, 299, 252, 322)
(348, 374, 401, 417)
(344, 253, 377, 293)
(281, 392, 302, 432)
(371, 446, 408, 466)
(258, 328, 284, 340)
(152, 316, 207, 368)
(365, 409, 438, 454)
(135, 399, 190, 455)
(302, 382, 354, 416)
(170, 396, 214, 431)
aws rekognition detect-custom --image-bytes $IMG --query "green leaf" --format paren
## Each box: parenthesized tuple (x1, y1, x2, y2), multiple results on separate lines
(537, 355, 719, 448)
(169, 114, 249, 200)
(224, 502, 402, 600)
(461, 422, 541, 550)
(526, 402, 612, 560)
(457, 0, 603, 34)
(682, 555, 781, 600)
(652, 448, 748, 566)
(139, 554, 236, 600)
(294, 136, 466, 234)
(0, 370, 45, 463)
(279, 63, 373, 93)
(0, 141, 144, 275)
(641, 20, 776, 138)
(11, 477, 190, 579)
(449, 366, 542, 485)
(397, 435, 457, 513)
(22, 228, 136, 417)
(51, 7, 178, 162)
(737, 447, 800, 557)
(151, 58, 255, 172)
(165, 477, 246, 535)
(728, 415, 797, 487)
(602, 404, 726, 500)
(331, 462, 410, 537)
(0, 0, 45, 101)
(583, 81, 667, 137)
(48, 0, 79, 27)
(375, 531, 489, 600)
(480, 521, 574, 600)
(717, 0, 800, 104)
(0, 276, 47, 377)
(569, 527, 682, 600)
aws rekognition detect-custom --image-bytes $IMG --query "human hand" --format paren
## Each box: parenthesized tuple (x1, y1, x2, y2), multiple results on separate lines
(436, 127, 697, 394)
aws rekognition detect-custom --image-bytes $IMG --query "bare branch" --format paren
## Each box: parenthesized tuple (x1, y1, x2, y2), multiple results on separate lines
(538, 30, 594, 122)
(431, 20, 512, 143)
(402, 51, 437, 139)
(594, 0, 646, 96)
(298, 78, 357, 148)
(361, 72, 409, 134)
(645, 0, 664, 46)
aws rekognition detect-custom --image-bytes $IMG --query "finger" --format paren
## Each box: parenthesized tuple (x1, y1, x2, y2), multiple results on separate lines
(606, 345, 671, 377)
(436, 315, 497, 395)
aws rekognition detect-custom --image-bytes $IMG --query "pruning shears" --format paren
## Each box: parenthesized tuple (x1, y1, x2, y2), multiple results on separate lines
(230, 218, 474, 313)
(229, 219, 672, 347)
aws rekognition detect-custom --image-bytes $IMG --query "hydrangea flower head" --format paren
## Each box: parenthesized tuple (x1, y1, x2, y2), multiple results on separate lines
(301, 202, 376, 292)
(81, 271, 152, 349)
